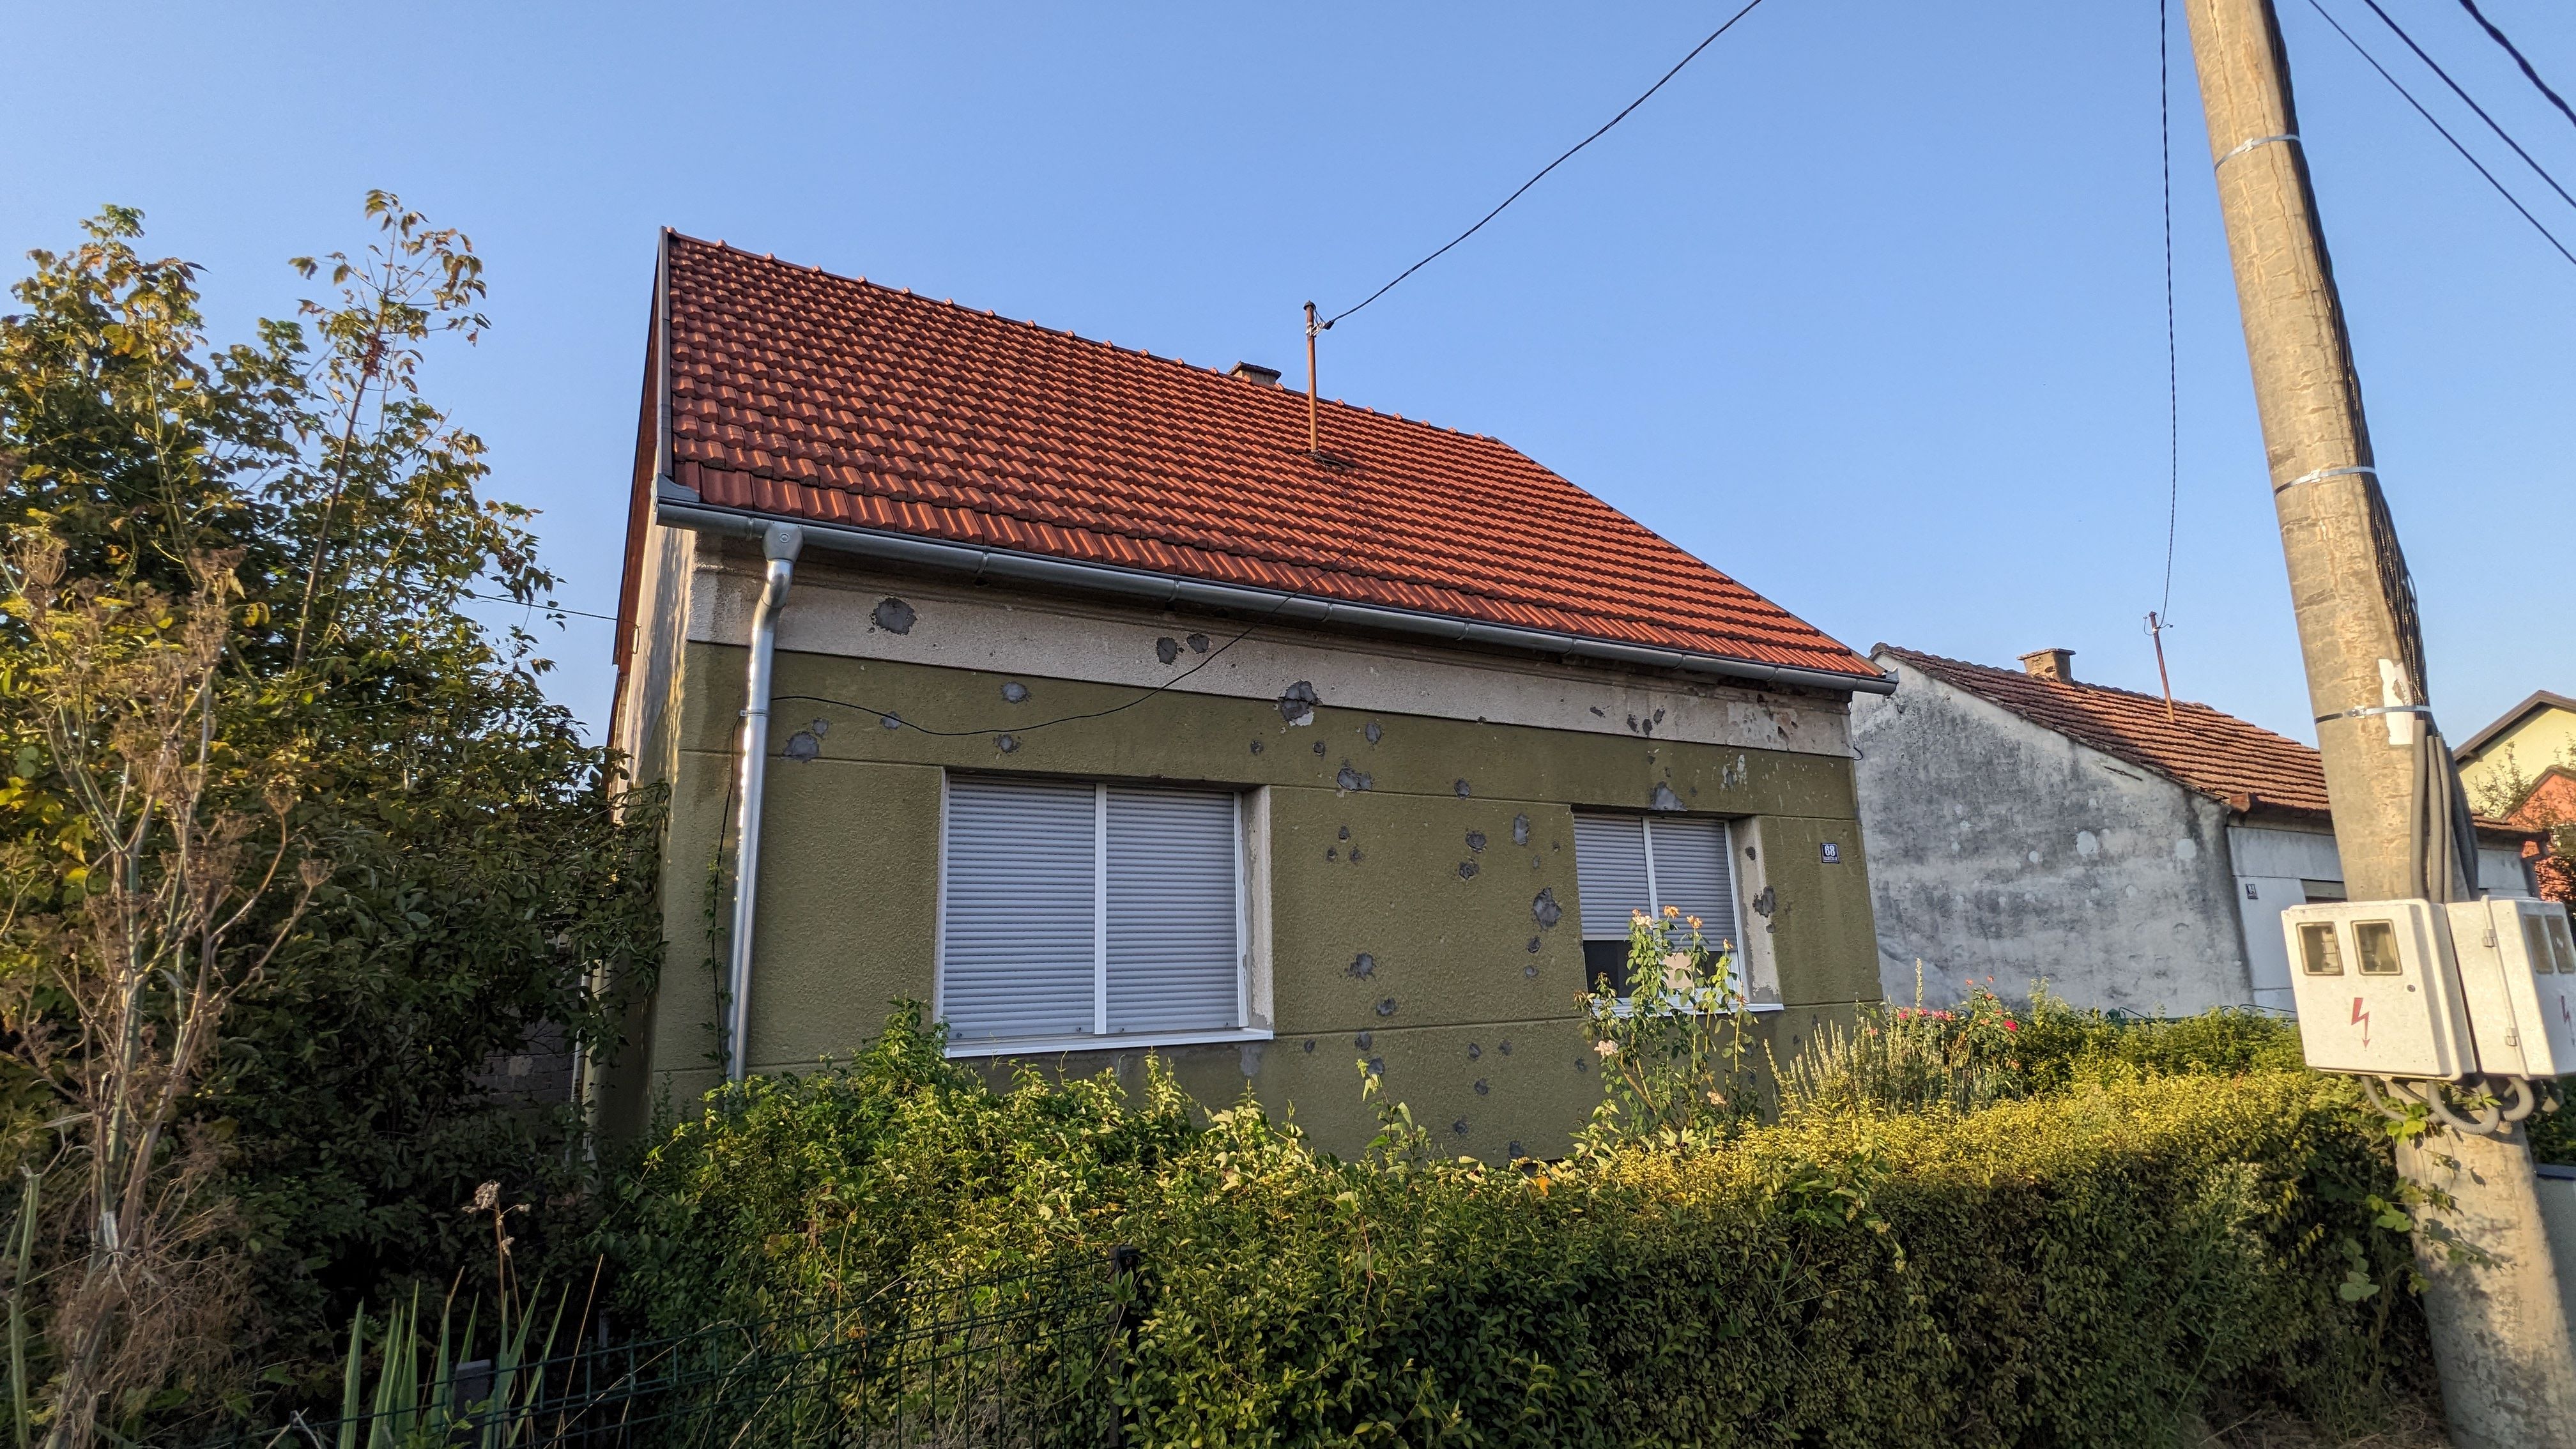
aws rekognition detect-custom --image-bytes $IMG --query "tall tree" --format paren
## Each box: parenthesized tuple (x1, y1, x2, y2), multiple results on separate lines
(0, 201, 661, 1437)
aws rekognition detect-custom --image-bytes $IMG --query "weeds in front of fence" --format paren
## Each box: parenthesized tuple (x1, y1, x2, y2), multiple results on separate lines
(224, 1251, 1131, 1449)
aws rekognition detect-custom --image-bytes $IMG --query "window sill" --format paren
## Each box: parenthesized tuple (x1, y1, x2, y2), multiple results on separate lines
(1602, 997, 1784, 1018)
(945, 1027, 1274, 1060)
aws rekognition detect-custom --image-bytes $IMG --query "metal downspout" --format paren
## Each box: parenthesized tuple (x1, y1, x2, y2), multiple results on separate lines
(726, 522, 804, 1083)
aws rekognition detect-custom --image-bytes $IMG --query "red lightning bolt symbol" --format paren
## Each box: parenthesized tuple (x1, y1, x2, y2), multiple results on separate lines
(2351, 996, 2370, 1049)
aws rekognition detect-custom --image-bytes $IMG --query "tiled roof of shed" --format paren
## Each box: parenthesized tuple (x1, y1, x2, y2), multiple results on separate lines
(1875, 645, 2336, 816)
(657, 234, 1879, 682)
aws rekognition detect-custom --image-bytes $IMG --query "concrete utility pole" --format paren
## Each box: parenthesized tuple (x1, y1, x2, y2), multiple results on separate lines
(2178, 0, 2576, 1440)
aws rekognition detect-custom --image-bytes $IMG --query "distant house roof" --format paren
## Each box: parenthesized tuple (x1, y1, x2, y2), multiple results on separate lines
(1874, 645, 2536, 841)
(1875, 644, 2345, 816)
(639, 233, 1879, 684)
(2454, 691, 2576, 762)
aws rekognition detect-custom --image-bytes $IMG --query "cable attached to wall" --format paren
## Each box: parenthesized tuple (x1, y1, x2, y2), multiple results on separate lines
(767, 592, 1302, 747)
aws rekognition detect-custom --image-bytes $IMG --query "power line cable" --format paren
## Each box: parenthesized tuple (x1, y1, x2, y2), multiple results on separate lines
(2159, 0, 2181, 624)
(2306, 0, 2576, 267)
(2350, 0, 2576, 214)
(2451, 0, 2576, 139)
(457, 589, 618, 622)
(1321, 0, 1774, 330)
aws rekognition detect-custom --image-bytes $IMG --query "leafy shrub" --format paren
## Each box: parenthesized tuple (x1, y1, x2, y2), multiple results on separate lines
(602, 1006, 2427, 1447)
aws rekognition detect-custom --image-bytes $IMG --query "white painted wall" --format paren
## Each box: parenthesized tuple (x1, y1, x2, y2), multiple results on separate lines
(681, 542, 1855, 758)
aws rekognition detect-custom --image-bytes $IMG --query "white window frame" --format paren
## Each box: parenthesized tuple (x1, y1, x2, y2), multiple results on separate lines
(1573, 812, 1775, 1014)
(936, 774, 1271, 1058)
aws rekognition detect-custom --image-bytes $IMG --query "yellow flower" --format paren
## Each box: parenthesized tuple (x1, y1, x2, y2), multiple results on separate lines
(1662, 904, 1680, 918)
(1593, 1039, 1618, 1057)
(1687, 914, 1703, 929)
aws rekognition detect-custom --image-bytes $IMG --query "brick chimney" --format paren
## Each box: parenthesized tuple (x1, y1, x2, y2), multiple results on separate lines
(2018, 648, 2075, 683)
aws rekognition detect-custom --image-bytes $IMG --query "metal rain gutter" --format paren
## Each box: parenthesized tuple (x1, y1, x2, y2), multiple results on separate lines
(724, 519, 804, 1084)
(659, 498, 1897, 696)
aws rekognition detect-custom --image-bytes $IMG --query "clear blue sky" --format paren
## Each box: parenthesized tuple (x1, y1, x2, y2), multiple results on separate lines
(7, 2, 2571, 748)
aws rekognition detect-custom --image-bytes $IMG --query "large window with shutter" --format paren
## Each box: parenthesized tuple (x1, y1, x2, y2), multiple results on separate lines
(938, 774, 1252, 1052)
(1570, 813, 1745, 998)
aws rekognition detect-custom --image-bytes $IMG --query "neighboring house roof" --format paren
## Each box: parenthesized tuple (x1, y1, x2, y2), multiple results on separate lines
(2454, 690, 2576, 762)
(1875, 644, 2340, 815)
(1874, 645, 2534, 841)
(641, 233, 1878, 683)
(2508, 766, 2576, 832)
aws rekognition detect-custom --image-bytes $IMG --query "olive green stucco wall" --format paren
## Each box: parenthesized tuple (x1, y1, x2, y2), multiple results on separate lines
(605, 636, 1882, 1162)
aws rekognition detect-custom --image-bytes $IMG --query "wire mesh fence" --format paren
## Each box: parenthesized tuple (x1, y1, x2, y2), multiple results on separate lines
(211, 1248, 1137, 1449)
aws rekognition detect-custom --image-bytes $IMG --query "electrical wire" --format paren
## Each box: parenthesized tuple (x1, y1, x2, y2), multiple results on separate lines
(2158, 0, 2181, 624)
(2350, 0, 2576, 215)
(1321, 0, 1774, 330)
(457, 589, 618, 622)
(2453, 0, 2576, 138)
(769, 592, 1300, 744)
(2306, 0, 2576, 268)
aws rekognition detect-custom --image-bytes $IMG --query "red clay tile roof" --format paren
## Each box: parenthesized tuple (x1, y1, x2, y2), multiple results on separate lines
(656, 233, 1878, 682)
(1875, 645, 2336, 816)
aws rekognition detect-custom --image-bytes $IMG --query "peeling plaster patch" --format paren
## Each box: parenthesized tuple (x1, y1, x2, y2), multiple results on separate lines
(1498, 1039, 1512, 1055)
(1526, 937, 1540, 954)
(1466, 832, 1487, 853)
(1376, 998, 1398, 1016)
(1367, 1056, 1384, 1077)
(1454, 779, 1473, 797)
(1312, 741, 1327, 756)
(1354, 1032, 1372, 1050)
(1155, 636, 1183, 666)
(2173, 838, 2198, 862)
(783, 730, 822, 762)
(1468, 1042, 1482, 1060)
(1325, 847, 1338, 862)
(1474, 1079, 1490, 1096)
(880, 713, 902, 730)
(1001, 681, 1029, 703)
(1525, 964, 1540, 978)
(2027, 850, 2043, 865)
(1338, 827, 1351, 840)
(1349, 847, 1363, 863)
(995, 734, 1020, 754)
(1752, 887, 1777, 919)
(1238, 1043, 1262, 1077)
(1531, 856, 1542, 870)
(1458, 861, 1480, 879)
(1248, 740, 1264, 755)
(1512, 813, 1531, 846)
(1302, 1039, 1316, 1053)
(1347, 953, 1376, 979)
(1337, 764, 1374, 792)
(871, 597, 916, 634)
(1452, 1119, 1470, 1137)
(2076, 831, 2101, 858)
(1650, 783, 1685, 812)
(1590, 706, 1606, 717)
(1508, 1140, 1524, 1158)
(1278, 680, 1319, 725)
(1186, 633, 1209, 653)
(1364, 721, 1383, 744)
(1533, 888, 1563, 928)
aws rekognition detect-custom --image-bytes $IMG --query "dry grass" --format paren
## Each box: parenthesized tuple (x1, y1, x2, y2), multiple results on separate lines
(2191, 1394, 2453, 1448)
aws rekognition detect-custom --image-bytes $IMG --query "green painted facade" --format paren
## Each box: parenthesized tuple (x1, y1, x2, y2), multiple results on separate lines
(603, 627, 1883, 1162)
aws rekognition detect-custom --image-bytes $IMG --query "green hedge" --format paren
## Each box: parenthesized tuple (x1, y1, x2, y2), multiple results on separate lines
(602, 1011, 2428, 1448)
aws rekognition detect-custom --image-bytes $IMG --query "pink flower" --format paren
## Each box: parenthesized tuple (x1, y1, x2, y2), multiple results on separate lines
(2004, 1020, 2020, 1032)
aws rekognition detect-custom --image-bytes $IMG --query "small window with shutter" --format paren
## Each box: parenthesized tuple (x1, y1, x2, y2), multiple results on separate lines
(939, 774, 1249, 1052)
(1570, 813, 1745, 999)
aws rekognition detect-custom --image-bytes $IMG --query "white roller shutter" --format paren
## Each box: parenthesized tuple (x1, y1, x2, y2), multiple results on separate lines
(1572, 815, 1652, 940)
(1644, 817, 1739, 948)
(1105, 788, 1242, 1034)
(940, 776, 1098, 1043)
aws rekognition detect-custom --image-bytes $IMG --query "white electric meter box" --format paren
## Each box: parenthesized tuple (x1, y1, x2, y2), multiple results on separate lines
(2445, 898, 2576, 1078)
(2280, 900, 2476, 1079)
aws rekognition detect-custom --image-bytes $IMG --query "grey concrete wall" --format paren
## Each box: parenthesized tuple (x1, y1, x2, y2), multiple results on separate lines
(1850, 657, 2252, 1014)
